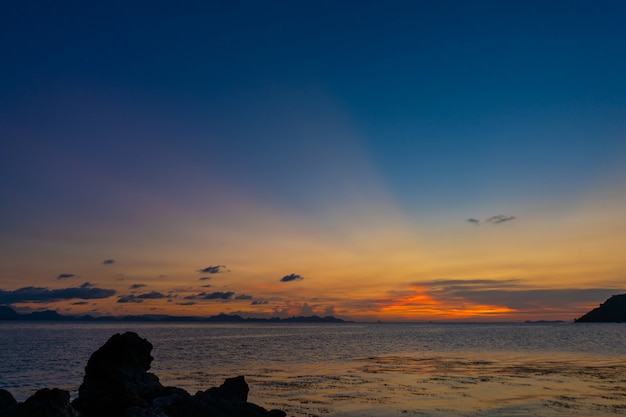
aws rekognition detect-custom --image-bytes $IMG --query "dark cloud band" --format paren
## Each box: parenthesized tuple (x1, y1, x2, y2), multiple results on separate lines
(413, 279, 622, 311)
(117, 291, 168, 303)
(184, 291, 235, 300)
(0, 283, 115, 304)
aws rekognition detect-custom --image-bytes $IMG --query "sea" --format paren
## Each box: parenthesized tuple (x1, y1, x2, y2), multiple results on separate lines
(1, 322, 625, 417)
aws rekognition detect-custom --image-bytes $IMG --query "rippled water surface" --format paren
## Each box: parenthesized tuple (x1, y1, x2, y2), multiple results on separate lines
(1, 322, 626, 416)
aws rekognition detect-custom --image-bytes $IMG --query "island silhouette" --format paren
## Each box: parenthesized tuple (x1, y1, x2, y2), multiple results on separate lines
(575, 294, 626, 322)
(0, 306, 348, 323)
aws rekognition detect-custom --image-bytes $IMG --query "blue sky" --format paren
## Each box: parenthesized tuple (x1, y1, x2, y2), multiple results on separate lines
(1, 1, 625, 320)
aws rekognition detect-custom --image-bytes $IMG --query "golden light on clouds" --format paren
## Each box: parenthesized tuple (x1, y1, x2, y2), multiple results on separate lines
(1, 174, 625, 321)
(375, 285, 517, 320)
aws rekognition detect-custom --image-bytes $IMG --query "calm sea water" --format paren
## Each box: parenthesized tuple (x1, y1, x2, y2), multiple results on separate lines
(1, 322, 625, 416)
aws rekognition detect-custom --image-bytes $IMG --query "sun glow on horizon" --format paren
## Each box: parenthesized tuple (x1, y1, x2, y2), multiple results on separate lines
(373, 285, 517, 320)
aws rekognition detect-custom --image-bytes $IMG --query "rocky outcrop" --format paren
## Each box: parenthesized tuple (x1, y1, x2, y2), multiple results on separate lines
(4, 332, 285, 417)
(0, 389, 18, 417)
(0, 388, 76, 417)
(575, 294, 626, 322)
(72, 332, 164, 416)
(17, 388, 76, 417)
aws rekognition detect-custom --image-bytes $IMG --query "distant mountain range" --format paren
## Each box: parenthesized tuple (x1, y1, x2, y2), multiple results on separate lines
(6, 296, 624, 323)
(575, 294, 626, 323)
(0, 306, 349, 323)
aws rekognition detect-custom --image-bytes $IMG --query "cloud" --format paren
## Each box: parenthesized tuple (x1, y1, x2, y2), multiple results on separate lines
(413, 279, 622, 311)
(299, 303, 335, 317)
(137, 291, 167, 299)
(57, 273, 76, 280)
(235, 294, 253, 300)
(72, 301, 89, 305)
(177, 301, 196, 306)
(197, 265, 227, 274)
(251, 300, 269, 305)
(200, 284, 212, 288)
(130, 284, 146, 289)
(184, 291, 235, 300)
(466, 215, 516, 225)
(0, 283, 116, 304)
(420, 279, 523, 289)
(198, 277, 211, 281)
(116, 291, 169, 303)
(486, 215, 516, 224)
(271, 302, 336, 318)
(280, 273, 304, 282)
(117, 295, 143, 303)
(117, 291, 170, 303)
(102, 259, 115, 265)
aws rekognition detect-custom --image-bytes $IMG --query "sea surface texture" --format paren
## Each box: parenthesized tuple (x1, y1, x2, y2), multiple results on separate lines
(1, 322, 625, 416)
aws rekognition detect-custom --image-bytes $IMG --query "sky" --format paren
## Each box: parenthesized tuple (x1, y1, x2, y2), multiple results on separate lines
(1, 0, 625, 321)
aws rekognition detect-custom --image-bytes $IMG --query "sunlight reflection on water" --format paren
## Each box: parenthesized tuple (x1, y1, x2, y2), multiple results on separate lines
(1, 322, 625, 416)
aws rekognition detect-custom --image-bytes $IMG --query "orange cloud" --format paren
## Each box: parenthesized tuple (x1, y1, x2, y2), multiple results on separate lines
(375, 285, 516, 320)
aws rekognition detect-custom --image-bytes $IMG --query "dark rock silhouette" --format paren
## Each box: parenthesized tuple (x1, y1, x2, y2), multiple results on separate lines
(72, 332, 164, 416)
(0, 389, 18, 417)
(575, 294, 626, 322)
(5, 332, 285, 417)
(17, 388, 75, 417)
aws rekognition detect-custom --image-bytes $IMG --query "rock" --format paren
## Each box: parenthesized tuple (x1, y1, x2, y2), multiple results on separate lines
(193, 376, 284, 417)
(0, 389, 18, 417)
(139, 378, 279, 417)
(575, 294, 626, 322)
(124, 405, 169, 417)
(17, 388, 75, 417)
(197, 375, 249, 402)
(4, 332, 286, 417)
(150, 388, 209, 417)
(72, 331, 165, 417)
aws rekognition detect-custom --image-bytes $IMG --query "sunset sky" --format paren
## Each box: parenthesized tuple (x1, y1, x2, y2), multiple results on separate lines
(1, 1, 625, 321)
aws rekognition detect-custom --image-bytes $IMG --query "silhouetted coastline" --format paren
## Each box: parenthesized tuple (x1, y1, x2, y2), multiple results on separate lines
(575, 294, 626, 322)
(0, 306, 349, 323)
